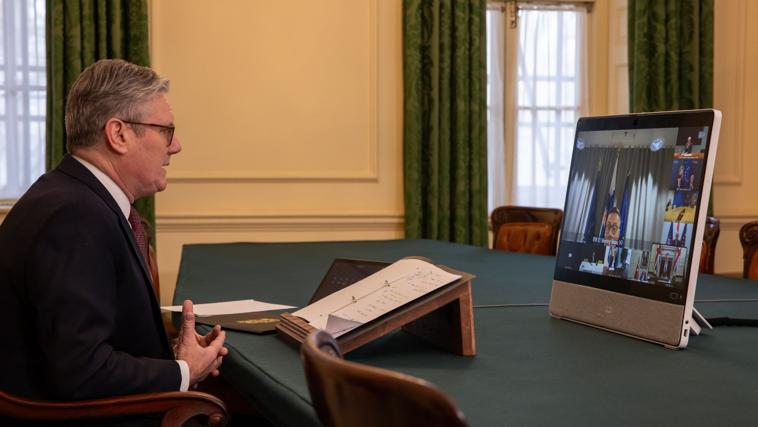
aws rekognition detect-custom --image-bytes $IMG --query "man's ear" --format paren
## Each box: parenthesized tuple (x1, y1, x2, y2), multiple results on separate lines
(103, 118, 129, 154)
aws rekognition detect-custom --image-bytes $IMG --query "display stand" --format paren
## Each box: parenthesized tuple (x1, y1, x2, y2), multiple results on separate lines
(276, 268, 476, 356)
(689, 307, 713, 336)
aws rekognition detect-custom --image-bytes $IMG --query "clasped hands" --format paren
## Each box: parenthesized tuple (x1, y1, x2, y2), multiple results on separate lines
(174, 300, 228, 387)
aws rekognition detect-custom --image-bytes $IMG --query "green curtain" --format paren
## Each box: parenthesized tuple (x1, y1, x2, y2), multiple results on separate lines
(46, 0, 155, 239)
(403, 0, 488, 246)
(628, 0, 714, 214)
(628, 0, 713, 112)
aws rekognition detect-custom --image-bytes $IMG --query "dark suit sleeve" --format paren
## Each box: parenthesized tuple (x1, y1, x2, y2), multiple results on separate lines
(27, 202, 180, 400)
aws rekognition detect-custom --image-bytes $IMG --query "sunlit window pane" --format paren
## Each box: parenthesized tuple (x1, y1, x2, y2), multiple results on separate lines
(0, 0, 46, 200)
(514, 9, 583, 208)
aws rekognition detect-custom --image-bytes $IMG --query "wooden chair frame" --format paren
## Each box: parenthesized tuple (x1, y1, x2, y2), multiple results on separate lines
(740, 221, 758, 279)
(0, 390, 227, 426)
(301, 330, 468, 427)
(700, 216, 720, 274)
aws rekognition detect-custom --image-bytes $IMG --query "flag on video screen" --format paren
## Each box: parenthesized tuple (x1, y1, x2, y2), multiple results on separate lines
(583, 168, 601, 243)
(599, 153, 619, 239)
(618, 173, 631, 246)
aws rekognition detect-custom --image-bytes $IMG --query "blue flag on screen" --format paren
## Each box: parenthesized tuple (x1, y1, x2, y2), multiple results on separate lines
(582, 169, 601, 243)
(618, 173, 631, 246)
(666, 222, 675, 245)
(599, 154, 619, 239)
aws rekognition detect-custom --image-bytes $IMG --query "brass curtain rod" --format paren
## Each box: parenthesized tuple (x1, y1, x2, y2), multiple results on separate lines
(487, 0, 595, 28)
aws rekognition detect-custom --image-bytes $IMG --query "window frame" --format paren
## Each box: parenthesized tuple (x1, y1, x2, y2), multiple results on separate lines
(0, 0, 47, 203)
(486, 3, 591, 212)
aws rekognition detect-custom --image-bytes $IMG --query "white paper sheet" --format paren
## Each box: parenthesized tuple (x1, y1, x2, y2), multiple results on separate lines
(325, 314, 363, 336)
(161, 299, 295, 317)
(293, 258, 461, 337)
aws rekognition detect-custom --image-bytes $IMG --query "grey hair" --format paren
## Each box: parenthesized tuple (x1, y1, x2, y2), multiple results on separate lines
(65, 59, 169, 150)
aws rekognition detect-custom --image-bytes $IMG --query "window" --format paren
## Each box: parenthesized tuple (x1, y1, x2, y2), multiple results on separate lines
(1, 0, 46, 200)
(487, 4, 588, 211)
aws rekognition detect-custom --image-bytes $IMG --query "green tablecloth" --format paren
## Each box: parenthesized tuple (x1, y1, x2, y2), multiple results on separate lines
(174, 239, 758, 427)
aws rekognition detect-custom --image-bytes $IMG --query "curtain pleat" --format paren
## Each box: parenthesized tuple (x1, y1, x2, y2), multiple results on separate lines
(403, 0, 488, 246)
(46, 0, 155, 239)
(628, 0, 713, 112)
(628, 0, 714, 215)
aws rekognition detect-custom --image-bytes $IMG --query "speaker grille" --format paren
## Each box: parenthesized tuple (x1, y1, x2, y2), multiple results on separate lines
(550, 280, 686, 347)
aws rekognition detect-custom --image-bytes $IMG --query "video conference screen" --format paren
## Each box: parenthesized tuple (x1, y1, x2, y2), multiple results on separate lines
(555, 125, 710, 304)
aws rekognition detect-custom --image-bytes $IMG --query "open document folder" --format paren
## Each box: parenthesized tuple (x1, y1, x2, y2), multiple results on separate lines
(293, 258, 462, 337)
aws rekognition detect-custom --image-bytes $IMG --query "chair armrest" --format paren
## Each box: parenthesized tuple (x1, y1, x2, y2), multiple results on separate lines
(0, 390, 227, 427)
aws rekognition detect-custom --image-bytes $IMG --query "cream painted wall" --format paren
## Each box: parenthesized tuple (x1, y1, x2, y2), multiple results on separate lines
(148, 0, 758, 305)
(150, 0, 404, 305)
(150, 0, 612, 306)
(712, 0, 758, 274)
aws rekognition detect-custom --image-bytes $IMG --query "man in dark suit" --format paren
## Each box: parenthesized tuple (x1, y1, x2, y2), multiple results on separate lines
(0, 59, 226, 403)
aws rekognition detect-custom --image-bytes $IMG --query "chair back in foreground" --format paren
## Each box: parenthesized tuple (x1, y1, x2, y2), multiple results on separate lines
(490, 206, 563, 255)
(740, 221, 758, 280)
(0, 389, 227, 426)
(699, 216, 720, 274)
(301, 330, 468, 427)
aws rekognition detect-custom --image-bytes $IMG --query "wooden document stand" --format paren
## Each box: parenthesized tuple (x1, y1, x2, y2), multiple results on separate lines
(276, 273, 476, 356)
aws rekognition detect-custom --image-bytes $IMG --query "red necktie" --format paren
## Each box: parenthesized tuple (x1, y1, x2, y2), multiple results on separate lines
(128, 206, 149, 265)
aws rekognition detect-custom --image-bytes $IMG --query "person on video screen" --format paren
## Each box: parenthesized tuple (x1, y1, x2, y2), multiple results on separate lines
(604, 208, 621, 244)
(684, 136, 694, 154)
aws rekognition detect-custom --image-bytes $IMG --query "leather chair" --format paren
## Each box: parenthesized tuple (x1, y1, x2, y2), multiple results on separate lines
(0, 389, 227, 426)
(698, 216, 720, 274)
(490, 206, 563, 255)
(0, 216, 228, 426)
(301, 330, 468, 427)
(494, 222, 553, 255)
(740, 221, 758, 280)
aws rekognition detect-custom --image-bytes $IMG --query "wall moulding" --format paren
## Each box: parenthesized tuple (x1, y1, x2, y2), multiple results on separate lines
(166, 168, 379, 183)
(162, 0, 380, 184)
(156, 212, 404, 233)
(717, 215, 758, 226)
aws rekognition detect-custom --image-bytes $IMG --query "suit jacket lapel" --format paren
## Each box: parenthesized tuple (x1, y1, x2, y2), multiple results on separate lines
(56, 155, 173, 357)
(57, 157, 159, 292)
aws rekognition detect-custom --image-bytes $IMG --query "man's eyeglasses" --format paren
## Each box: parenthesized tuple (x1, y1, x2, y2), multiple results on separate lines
(121, 120, 175, 146)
